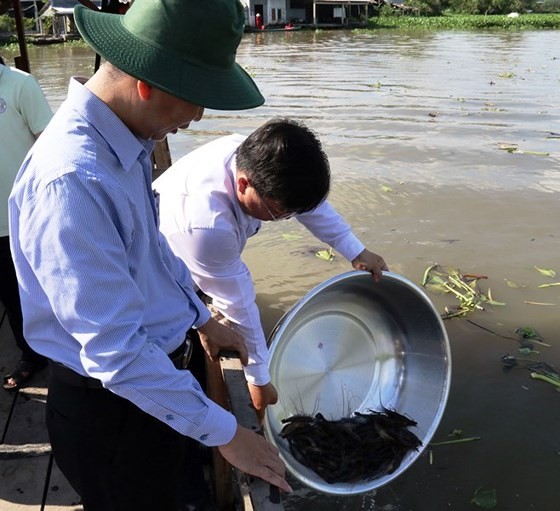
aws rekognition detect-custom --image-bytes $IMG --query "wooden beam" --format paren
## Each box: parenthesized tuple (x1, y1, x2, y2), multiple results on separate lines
(12, 0, 30, 72)
(205, 356, 235, 511)
(220, 356, 285, 511)
(151, 138, 173, 180)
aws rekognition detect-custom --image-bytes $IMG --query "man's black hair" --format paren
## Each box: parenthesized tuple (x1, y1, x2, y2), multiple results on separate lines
(0, 56, 4, 66)
(236, 118, 330, 214)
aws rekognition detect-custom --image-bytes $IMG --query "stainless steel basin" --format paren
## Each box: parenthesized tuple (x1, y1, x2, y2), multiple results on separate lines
(263, 270, 451, 495)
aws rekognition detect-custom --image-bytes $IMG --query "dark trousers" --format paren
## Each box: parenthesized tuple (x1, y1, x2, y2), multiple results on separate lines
(46, 337, 211, 511)
(0, 235, 46, 368)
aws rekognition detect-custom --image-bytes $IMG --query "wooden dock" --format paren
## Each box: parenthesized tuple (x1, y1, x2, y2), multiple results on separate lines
(0, 309, 287, 510)
(0, 311, 82, 510)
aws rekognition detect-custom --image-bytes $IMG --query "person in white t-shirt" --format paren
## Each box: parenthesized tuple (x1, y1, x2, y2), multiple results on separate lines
(0, 56, 52, 391)
(154, 118, 388, 422)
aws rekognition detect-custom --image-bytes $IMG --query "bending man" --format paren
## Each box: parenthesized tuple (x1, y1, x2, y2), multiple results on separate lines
(154, 118, 388, 423)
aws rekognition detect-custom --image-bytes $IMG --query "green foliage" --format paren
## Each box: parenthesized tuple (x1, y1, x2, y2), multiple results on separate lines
(533, 0, 560, 12)
(379, 4, 403, 16)
(407, 0, 445, 15)
(449, 0, 525, 14)
(40, 15, 53, 34)
(0, 13, 37, 33)
(368, 12, 560, 29)
(0, 13, 12, 31)
(401, 0, 560, 14)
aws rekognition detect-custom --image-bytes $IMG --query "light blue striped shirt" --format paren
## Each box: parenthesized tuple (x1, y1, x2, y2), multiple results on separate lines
(8, 78, 236, 446)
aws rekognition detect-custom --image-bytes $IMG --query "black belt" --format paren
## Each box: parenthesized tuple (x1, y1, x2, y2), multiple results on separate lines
(49, 335, 194, 390)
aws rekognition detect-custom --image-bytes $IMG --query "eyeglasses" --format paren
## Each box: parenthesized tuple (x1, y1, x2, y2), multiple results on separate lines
(254, 187, 295, 221)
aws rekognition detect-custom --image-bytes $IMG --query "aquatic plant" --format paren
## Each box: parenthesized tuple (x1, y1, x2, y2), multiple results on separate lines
(364, 13, 560, 30)
(421, 264, 505, 319)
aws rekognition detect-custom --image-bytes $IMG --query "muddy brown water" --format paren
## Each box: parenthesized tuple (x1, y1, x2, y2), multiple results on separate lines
(3, 28, 559, 509)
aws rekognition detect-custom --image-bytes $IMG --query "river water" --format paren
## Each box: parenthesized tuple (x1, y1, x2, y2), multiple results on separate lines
(3, 28, 560, 510)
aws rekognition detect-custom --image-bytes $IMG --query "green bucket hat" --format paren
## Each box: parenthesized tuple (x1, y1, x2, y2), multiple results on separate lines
(74, 0, 264, 111)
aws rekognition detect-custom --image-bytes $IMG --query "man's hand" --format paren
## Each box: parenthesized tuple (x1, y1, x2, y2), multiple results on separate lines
(218, 425, 292, 494)
(351, 248, 388, 282)
(198, 318, 248, 366)
(248, 381, 278, 425)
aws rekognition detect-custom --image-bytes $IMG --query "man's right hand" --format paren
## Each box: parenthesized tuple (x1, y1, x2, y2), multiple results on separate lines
(218, 425, 292, 494)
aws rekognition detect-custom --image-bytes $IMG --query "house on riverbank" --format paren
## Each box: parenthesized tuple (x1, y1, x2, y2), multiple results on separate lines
(3, 1, 132, 40)
(241, 0, 373, 29)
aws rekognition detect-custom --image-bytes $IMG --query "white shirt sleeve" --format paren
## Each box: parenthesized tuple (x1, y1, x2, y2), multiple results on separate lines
(20, 73, 53, 135)
(296, 200, 365, 262)
(166, 226, 271, 386)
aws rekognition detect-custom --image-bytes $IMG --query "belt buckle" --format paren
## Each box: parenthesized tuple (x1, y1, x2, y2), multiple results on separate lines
(181, 335, 194, 369)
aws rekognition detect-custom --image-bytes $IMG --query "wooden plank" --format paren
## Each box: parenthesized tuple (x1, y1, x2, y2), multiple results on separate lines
(0, 442, 51, 459)
(205, 357, 235, 511)
(219, 356, 285, 511)
(151, 138, 173, 181)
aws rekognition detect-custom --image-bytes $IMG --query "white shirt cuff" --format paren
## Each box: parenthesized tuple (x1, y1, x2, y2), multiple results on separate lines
(243, 362, 271, 387)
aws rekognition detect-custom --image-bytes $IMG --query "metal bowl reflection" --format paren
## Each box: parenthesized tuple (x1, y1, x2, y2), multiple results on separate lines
(263, 271, 451, 495)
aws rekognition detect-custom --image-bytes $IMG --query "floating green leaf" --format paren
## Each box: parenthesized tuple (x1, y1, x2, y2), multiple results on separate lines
(502, 355, 559, 387)
(538, 282, 560, 288)
(531, 372, 560, 388)
(315, 247, 335, 262)
(281, 233, 303, 241)
(534, 266, 557, 278)
(505, 279, 525, 288)
(380, 185, 393, 193)
(515, 326, 550, 347)
(518, 347, 539, 356)
(483, 288, 506, 306)
(471, 487, 497, 509)
(520, 150, 550, 156)
(430, 436, 481, 446)
(498, 143, 518, 153)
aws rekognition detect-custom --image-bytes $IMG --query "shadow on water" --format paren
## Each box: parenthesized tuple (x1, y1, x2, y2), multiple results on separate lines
(1, 28, 559, 509)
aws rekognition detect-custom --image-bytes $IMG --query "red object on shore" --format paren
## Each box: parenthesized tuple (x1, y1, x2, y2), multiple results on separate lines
(255, 13, 263, 29)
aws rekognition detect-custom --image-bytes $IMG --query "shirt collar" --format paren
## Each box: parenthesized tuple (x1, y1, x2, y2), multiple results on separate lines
(67, 77, 155, 172)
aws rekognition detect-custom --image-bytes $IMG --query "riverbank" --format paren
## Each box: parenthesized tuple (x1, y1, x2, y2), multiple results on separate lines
(2, 12, 560, 49)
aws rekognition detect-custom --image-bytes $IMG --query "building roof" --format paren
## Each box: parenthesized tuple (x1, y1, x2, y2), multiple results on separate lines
(39, 0, 102, 17)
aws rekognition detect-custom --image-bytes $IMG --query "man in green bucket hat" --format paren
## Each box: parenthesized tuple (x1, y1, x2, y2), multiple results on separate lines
(8, 1, 290, 510)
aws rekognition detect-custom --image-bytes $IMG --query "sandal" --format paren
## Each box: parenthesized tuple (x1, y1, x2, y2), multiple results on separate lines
(3, 360, 39, 391)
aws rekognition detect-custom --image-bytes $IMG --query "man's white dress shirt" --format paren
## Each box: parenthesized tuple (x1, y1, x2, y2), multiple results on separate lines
(154, 134, 365, 386)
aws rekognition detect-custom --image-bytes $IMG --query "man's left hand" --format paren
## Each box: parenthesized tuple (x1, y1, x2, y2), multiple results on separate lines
(198, 318, 249, 366)
(248, 381, 278, 425)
